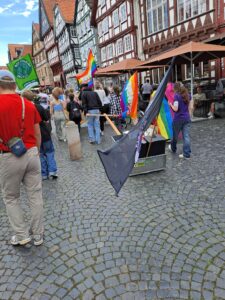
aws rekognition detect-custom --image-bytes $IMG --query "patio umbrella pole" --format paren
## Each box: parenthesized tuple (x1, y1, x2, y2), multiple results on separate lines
(175, 65, 178, 82)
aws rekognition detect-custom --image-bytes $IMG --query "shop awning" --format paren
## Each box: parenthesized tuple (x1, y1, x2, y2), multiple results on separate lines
(96, 58, 143, 74)
(95, 71, 122, 77)
(204, 32, 225, 44)
(140, 41, 225, 66)
(140, 41, 225, 98)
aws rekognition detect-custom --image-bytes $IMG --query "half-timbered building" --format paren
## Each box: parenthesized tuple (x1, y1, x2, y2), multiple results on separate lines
(139, 0, 220, 83)
(75, 0, 99, 69)
(91, 0, 138, 68)
(39, 0, 63, 87)
(54, 0, 81, 88)
(32, 22, 54, 86)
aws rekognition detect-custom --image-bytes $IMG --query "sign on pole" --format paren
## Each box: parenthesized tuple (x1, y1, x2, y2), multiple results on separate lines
(7, 54, 39, 91)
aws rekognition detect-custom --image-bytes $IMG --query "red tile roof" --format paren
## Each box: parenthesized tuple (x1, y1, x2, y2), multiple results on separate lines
(42, 0, 56, 25)
(0, 66, 8, 70)
(96, 59, 143, 73)
(8, 44, 32, 60)
(56, 0, 76, 24)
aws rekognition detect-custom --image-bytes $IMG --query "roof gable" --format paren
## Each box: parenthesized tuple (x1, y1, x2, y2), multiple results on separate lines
(8, 44, 32, 61)
(39, 0, 52, 38)
(55, 0, 76, 24)
(42, 0, 55, 25)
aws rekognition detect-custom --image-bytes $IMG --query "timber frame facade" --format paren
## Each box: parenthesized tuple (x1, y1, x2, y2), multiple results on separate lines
(39, 0, 63, 87)
(91, 0, 138, 68)
(75, 0, 99, 69)
(32, 23, 54, 86)
(138, 0, 221, 83)
(54, 1, 81, 88)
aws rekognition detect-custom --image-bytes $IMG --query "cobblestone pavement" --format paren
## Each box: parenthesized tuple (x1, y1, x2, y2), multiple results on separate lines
(0, 119, 225, 300)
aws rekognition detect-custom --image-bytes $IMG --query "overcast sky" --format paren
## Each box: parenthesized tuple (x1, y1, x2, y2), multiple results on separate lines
(0, 0, 38, 66)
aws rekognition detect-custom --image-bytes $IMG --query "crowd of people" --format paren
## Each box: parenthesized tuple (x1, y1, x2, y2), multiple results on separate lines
(0, 69, 204, 246)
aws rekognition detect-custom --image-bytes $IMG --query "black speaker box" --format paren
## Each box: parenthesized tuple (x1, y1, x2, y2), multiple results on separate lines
(112, 134, 166, 158)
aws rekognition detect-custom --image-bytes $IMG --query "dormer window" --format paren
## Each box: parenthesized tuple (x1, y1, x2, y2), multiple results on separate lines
(16, 48, 23, 57)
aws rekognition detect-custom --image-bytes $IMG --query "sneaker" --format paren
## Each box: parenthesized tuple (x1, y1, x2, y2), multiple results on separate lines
(207, 112, 212, 117)
(42, 176, 48, 181)
(208, 114, 214, 119)
(168, 144, 175, 153)
(100, 131, 104, 136)
(89, 140, 95, 144)
(49, 174, 58, 180)
(63, 139, 67, 142)
(33, 235, 44, 246)
(11, 235, 31, 246)
(179, 154, 190, 159)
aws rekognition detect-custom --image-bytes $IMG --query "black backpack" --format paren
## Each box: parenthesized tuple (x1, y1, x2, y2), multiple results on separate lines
(69, 102, 81, 122)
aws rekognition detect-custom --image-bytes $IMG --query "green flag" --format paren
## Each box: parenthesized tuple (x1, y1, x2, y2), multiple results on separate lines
(7, 54, 39, 91)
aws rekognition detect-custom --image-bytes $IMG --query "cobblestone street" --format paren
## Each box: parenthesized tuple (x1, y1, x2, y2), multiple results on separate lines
(0, 119, 225, 300)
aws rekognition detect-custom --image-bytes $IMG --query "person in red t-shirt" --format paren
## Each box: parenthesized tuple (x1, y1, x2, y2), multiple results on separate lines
(0, 70, 44, 246)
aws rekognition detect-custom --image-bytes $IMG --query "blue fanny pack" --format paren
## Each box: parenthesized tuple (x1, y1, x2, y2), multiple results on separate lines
(7, 137, 27, 157)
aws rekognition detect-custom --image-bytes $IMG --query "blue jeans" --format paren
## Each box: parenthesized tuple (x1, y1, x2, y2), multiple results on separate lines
(40, 140, 57, 178)
(171, 120, 191, 158)
(87, 109, 101, 144)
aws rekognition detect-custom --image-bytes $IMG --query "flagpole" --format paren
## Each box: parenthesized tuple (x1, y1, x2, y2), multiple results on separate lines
(104, 114, 122, 136)
(145, 124, 156, 158)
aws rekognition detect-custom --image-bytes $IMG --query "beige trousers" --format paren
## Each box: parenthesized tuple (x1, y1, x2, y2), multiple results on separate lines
(0, 147, 44, 240)
(54, 111, 66, 140)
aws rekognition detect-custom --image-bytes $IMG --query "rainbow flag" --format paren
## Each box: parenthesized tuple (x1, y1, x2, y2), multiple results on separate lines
(75, 49, 97, 87)
(156, 97, 173, 140)
(120, 72, 138, 120)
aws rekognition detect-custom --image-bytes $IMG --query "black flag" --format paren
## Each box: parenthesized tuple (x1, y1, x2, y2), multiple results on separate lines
(97, 58, 175, 195)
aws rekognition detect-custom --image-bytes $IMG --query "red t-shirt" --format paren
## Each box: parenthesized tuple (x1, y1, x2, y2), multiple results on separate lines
(0, 94, 41, 151)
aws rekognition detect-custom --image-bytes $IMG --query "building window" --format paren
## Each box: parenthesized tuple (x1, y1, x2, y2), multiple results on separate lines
(86, 17, 90, 31)
(71, 27, 76, 37)
(100, 0, 106, 7)
(116, 39, 123, 55)
(98, 22, 102, 37)
(102, 17, 109, 34)
(177, 0, 207, 22)
(147, 0, 168, 34)
(119, 3, 127, 23)
(113, 9, 119, 28)
(74, 48, 80, 58)
(107, 44, 113, 59)
(124, 35, 132, 52)
(101, 47, 106, 61)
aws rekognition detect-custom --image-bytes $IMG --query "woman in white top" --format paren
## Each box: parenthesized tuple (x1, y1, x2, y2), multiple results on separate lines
(94, 82, 109, 135)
